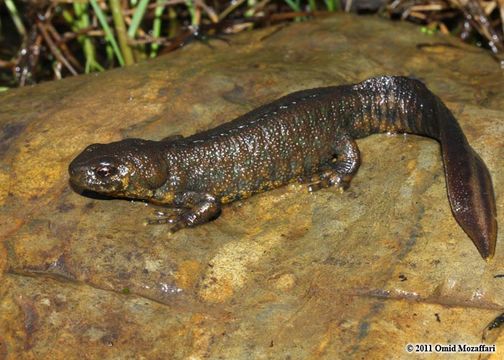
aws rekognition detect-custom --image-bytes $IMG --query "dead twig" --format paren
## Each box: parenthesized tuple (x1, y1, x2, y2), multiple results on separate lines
(36, 21, 78, 76)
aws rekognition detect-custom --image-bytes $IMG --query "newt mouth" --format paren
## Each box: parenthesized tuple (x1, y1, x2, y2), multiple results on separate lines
(68, 181, 119, 201)
(68, 179, 85, 194)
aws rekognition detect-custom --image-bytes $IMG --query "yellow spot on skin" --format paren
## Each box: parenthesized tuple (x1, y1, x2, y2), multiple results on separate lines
(121, 177, 129, 190)
(174, 260, 201, 289)
(151, 192, 175, 205)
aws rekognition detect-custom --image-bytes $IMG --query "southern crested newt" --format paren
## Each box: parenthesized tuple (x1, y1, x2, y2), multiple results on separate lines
(68, 76, 498, 259)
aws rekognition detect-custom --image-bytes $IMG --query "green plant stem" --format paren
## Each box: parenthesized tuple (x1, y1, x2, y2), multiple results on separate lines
(185, 0, 199, 27)
(89, 0, 125, 66)
(108, 0, 135, 65)
(106, 44, 115, 65)
(150, 0, 165, 58)
(324, 0, 339, 11)
(128, 0, 150, 39)
(218, 0, 246, 21)
(284, 0, 301, 11)
(5, 0, 26, 36)
(72, 4, 104, 73)
(167, 6, 178, 38)
(284, 0, 305, 21)
(245, 0, 256, 17)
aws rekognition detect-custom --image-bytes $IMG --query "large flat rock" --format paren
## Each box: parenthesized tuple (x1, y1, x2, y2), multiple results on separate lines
(0, 14, 503, 359)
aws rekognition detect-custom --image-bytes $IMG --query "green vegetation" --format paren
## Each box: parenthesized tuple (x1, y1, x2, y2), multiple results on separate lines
(0, 0, 502, 87)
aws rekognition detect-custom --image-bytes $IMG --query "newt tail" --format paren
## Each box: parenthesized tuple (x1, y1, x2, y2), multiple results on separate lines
(437, 101, 497, 259)
(350, 78, 497, 259)
(68, 76, 498, 260)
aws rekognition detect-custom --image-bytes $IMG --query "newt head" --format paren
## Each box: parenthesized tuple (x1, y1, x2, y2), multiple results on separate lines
(68, 138, 168, 199)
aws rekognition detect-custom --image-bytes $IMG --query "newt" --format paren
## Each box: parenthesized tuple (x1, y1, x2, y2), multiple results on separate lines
(69, 76, 498, 259)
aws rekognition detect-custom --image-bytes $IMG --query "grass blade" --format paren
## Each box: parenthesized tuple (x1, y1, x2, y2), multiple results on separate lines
(109, 0, 135, 65)
(150, 0, 166, 58)
(5, 0, 26, 36)
(89, 0, 125, 66)
(128, 0, 150, 39)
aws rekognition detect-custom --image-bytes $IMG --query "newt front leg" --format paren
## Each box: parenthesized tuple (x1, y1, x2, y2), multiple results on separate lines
(148, 192, 222, 232)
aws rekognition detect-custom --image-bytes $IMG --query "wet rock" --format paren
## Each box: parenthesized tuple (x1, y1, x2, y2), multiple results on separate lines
(0, 14, 503, 359)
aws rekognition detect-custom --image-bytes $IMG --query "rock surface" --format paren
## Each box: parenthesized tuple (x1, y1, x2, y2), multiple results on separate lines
(0, 14, 503, 359)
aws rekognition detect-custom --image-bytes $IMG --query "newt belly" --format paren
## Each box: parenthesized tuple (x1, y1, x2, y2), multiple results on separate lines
(68, 76, 498, 260)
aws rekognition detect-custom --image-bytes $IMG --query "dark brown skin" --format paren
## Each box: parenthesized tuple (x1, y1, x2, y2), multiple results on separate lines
(69, 76, 498, 260)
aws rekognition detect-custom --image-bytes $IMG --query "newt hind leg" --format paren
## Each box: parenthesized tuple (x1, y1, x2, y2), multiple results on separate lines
(307, 135, 361, 192)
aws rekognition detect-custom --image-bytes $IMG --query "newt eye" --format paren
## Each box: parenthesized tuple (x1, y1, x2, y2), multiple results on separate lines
(95, 165, 117, 178)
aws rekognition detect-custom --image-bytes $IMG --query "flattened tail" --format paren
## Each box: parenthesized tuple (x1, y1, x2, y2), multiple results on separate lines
(444, 149, 497, 259)
(438, 106, 498, 259)
(350, 76, 497, 259)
